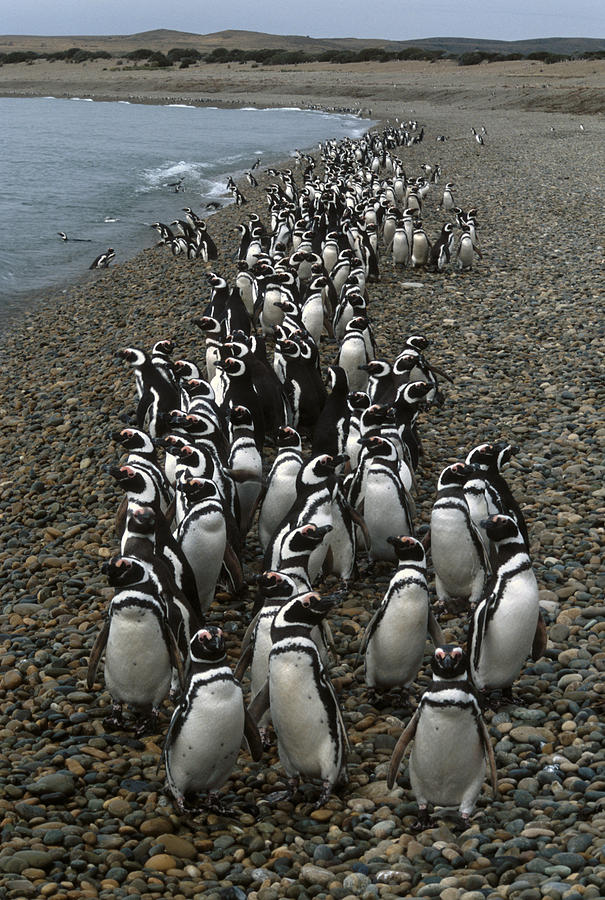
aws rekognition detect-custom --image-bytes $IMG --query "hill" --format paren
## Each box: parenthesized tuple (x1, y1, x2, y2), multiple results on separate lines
(0, 29, 603, 58)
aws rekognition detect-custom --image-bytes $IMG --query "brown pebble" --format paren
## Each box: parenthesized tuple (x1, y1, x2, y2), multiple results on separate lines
(145, 853, 177, 871)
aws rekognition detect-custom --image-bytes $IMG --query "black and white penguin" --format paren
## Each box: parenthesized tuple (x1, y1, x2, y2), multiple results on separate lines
(257, 426, 303, 553)
(464, 441, 529, 549)
(116, 347, 180, 439)
(430, 463, 489, 613)
(264, 523, 334, 592)
(428, 222, 455, 271)
(411, 222, 431, 268)
(248, 591, 349, 806)
(163, 626, 262, 813)
(228, 404, 263, 536)
(468, 514, 544, 703)
(363, 536, 443, 699)
(387, 645, 498, 829)
(311, 365, 350, 459)
(357, 436, 415, 562)
(87, 569, 184, 733)
(90, 248, 115, 269)
(176, 479, 231, 614)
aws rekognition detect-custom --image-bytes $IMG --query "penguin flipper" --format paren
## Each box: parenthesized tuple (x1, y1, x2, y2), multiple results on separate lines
(248, 681, 270, 724)
(478, 715, 499, 798)
(427, 609, 445, 647)
(427, 362, 454, 383)
(167, 626, 186, 692)
(87, 620, 110, 689)
(243, 708, 264, 762)
(348, 505, 371, 552)
(223, 543, 245, 595)
(233, 640, 254, 682)
(387, 708, 420, 789)
(531, 611, 548, 661)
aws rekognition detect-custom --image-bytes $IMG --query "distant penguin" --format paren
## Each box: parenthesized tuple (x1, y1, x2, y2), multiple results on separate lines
(228, 404, 263, 535)
(176, 478, 229, 614)
(248, 591, 349, 806)
(441, 182, 455, 210)
(387, 644, 498, 829)
(163, 627, 262, 813)
(468, 514, 544, 703)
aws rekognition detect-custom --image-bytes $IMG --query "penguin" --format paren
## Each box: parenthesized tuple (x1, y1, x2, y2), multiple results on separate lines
(464, 441, 529, 550)
(357, 436, 415, 563)
(468, 514, 544, 704)
(215, 356, 266, 451)
(363, 536, 443, 700)
(90, 248, 115, 269)
(430, 462, 490, 612)
(248, 591, 348, 807)
(264, 522, 334, 592)
(116, 347, 180, 439)
(387, 645, 498, 829)
(428, 222, 455, 271)
(391, 219, 410, 267)
(163, 627, 262, 814)
(411, 222, 431, 268)
(441, 182, 455, 211)
(176, 478, 231, 614)
(456, 224, 482, 270)
(311, 365, 350, 459)
(337, 318, 372, 393)
(257, 426, 303, 553)
(87, 573, 185, 734)
(228, 405, 263, 536)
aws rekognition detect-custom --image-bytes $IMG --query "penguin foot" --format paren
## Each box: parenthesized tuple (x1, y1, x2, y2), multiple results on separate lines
(314, 778, 334, 809)
(133, 708, 160, 736)
(259, 727, 272, 750)
(205, 791, 235, 817)
(411, 807, 432, 832)
(103, 702, 128, 731)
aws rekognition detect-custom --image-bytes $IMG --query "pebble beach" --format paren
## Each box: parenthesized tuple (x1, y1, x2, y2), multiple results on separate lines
(0, 61, 604, 900)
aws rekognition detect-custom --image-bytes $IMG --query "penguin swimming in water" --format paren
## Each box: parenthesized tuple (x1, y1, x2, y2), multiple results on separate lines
(387, 644, 498, 830)
(163, 626, 262, 814)
(248, 590, 349, 807)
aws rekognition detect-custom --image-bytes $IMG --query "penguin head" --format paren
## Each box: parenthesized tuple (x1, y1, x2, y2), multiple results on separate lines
(108, 464, 147, 493)
(347, 391, 371, 412)
(392, 351, 420, 376)
(184, 379, 215, 400)
(360, 403, 394, 428)
(174, 358, 201, 380)
(111, 427, 151, 451)
(304, 454, 338, 481)
(360, 359, 391, 377)
(466, 441, 518, 472)
(180, 477, 219, 503)
(256, 570, 298, 602)
(189, 627, 226, 664)
(193, 316, 221, 334)
(358, 435, 394, 457)
(400, 381, 433, 406)
(215, 356, 246, 378)
(431, 645, 467, 679)
(280, 591, 339, 628)
(405, 334, 430, 352)
(275, 426, 302, 449)
(230, 405, 253, 426)
(480, 514, 520, 543)
(437, 462, 477, 489)
(386, 535, 425, 564)
(116, 347, 146, 367)
(125, 504, 156, 536)
(289, 523, 333, 551)
(152, 339, 174, 357)
(102, 555, 146, 586)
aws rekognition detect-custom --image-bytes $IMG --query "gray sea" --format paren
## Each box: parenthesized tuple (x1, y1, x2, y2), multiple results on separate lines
(0, 97, 370, 326)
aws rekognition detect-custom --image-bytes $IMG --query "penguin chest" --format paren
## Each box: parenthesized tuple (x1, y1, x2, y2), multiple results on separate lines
(365, 586, 428, 688)
(472, 571, 539, 689)
(431, 506, 482, 595)
(410, 704, 485, 810)
(364, 472, 411, 561)
(167, 680, 244, 793)
(269, 647, 340, 780)
(105, 607, 171, 708)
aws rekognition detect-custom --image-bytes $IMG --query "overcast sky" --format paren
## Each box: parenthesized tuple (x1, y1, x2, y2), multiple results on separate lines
(2, 0, 604, 41)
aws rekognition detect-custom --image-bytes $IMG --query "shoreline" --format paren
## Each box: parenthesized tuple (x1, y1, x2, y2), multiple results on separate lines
(0, 67, 604, 899)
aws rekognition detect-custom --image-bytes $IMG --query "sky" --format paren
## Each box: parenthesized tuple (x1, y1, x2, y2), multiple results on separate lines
(1, 0, 603, 41)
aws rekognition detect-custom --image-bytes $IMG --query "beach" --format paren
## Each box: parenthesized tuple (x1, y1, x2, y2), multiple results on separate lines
(0, 57, 604, 900)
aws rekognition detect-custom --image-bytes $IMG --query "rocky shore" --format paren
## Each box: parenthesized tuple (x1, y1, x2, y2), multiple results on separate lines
(0, 94, 604, 900)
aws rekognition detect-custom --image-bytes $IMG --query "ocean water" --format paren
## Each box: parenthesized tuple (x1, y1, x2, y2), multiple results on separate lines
(0, 97, 369, 326)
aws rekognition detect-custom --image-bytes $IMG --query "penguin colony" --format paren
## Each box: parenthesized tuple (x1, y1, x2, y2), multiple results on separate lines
(88, 120, 547, 826)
